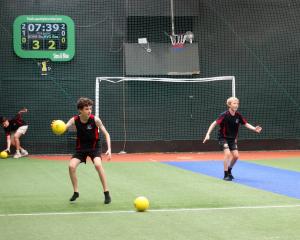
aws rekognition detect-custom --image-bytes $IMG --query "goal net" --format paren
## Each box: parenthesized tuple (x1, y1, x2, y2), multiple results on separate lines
(95, 76, 235, 145)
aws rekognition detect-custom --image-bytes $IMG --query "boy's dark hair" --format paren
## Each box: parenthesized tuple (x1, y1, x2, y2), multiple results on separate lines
(77, 97, 93, 110)
(0, 116, 7, 125)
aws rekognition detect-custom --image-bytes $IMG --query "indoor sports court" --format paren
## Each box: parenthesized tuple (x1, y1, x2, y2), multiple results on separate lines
(0, 1, 300, 240)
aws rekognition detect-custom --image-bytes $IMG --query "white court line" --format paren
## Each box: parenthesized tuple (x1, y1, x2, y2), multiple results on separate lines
(1, 204, 300, 217)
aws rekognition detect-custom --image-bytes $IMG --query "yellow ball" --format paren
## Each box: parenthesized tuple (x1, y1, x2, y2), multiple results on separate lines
(0, 151, 8, 159)
(134, 196, 150, 212)
(51, 120, 66, 135)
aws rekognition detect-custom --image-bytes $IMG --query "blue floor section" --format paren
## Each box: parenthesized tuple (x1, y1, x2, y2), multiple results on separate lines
(165, 161, 300, 199)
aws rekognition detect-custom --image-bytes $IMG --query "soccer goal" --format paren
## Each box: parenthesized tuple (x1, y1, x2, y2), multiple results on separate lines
(95, 76, 235, 150)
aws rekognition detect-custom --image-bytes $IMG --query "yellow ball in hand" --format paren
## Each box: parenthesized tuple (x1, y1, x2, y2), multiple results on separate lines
(51, 120, 66, 135)
(134, 196, 150, 212)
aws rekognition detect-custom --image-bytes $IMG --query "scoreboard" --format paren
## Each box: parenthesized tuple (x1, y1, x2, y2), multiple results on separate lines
(13, 15, 75, 61)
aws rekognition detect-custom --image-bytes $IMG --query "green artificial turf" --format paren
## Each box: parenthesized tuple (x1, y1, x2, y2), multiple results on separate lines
(0, 157, 300, 240)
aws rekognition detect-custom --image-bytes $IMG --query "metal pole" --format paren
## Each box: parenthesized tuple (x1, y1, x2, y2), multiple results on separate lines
(232, 76, 236, 97)
(170, 0, 175, 36)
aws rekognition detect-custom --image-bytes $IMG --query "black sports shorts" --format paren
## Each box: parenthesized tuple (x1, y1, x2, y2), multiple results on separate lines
(72, 149, 102, 163)
(218, 138, 238, 151)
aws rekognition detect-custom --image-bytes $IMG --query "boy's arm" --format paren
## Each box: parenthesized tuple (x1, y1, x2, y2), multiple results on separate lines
(15, 108, 28, 120)
(245, 123, 262, 133)
(65, 117, 75, 130)
(5, 135, 11, 153)
(203, 121, 217, 143)
(95, 117, 111, 160)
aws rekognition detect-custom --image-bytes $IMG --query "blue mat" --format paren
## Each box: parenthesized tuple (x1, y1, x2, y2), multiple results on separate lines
(165, 161, 300, 199)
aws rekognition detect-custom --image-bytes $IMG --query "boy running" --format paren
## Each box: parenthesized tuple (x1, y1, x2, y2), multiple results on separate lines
(203, 97, 262, 181)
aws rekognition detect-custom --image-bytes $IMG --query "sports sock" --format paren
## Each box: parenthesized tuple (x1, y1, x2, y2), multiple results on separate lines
(104, 191, 111, 204)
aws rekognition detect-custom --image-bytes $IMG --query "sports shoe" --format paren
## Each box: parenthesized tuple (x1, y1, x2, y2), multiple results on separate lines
(228, 173, 234, 180)
(13, 152, 22, 159)
(223, 175, 232, 181)
(70, 192, 79, 202)
(21, 149, 29, 157)
(104, 191, 111, 204)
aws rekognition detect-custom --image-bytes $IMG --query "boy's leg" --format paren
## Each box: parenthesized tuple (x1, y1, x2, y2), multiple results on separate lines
(227, 150, 239, 179)
(227, 138, 239, 179)
(229, 150, 239, 168)
(10, 133, 16, 147)
(94, 157, 108, 191)
(13, 126, 29, 158)
(223, 148, 232, 181)
(219, 138, 232, 181)
(12, 132, 22, 158)
(93, 157, 111, 204)
(69, 158, 81, 201)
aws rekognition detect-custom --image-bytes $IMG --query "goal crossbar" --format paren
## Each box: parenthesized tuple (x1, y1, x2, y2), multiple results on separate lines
(95, 76, 236, 117)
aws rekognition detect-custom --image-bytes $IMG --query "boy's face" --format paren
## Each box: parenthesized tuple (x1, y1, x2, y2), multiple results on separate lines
(1, 120, 9, 128)
(79, 105, 92, 117)
(229, 100, 239, 111)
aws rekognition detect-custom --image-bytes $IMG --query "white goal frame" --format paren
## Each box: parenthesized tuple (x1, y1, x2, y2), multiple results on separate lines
(95, 76, 236, 153)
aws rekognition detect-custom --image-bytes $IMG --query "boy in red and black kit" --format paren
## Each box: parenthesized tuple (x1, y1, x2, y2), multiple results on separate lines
(64, 97, 112, 204)
(203, 97, 262, 181)
(0, 108, 29, 158)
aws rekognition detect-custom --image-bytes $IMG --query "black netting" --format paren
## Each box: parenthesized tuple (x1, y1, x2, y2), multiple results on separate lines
(0, 1, 299, 153)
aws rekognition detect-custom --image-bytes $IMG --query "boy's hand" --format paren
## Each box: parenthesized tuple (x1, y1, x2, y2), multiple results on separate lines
(203, 134, 210, 143)
(255, 126, 262, 133)
(4, 148, 10, 153)
(19, 108, 28, 113)
(50, 120, 57, 128)
(105, 149, 112, 161)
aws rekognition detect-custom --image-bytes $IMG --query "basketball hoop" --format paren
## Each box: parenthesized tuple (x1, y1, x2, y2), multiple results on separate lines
(168, 0, 194, 49)
(169, 31, 194, 49)
(170, 34, 186, 49)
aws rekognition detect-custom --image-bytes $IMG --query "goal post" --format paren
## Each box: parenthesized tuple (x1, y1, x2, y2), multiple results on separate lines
(95, 76, 236, 152)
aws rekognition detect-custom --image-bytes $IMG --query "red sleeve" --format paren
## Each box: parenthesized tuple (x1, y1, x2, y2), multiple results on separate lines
(238, 113, 247, 125)
(216, 114, 225, 125)
(15, 113, 22, 121)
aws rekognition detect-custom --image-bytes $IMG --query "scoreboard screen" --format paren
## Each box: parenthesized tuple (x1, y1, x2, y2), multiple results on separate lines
(21, 23, 68, 51)
(13, 15, 75, 61)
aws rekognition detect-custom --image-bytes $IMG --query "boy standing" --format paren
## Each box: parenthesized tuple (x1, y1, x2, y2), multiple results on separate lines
(0, 108, 29, 158)
(203, 97, 262, 181)
(62, 97, 112, 204)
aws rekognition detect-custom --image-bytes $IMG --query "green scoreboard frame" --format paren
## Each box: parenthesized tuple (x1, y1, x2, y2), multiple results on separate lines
(13, 15, 75, 62)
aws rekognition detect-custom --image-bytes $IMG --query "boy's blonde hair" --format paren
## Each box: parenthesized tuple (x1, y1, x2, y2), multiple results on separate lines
(226, 97, 239, 107)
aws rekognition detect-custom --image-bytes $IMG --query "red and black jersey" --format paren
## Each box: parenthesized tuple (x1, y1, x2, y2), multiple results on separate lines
(74, 114, 100, 151)
(216, 111, 247, 139)
(3, 113, 27, 136)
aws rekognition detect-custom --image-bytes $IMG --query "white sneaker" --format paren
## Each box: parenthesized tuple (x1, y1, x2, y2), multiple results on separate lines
(13, 152, 22, 159)
(21, 149, 29, 157)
